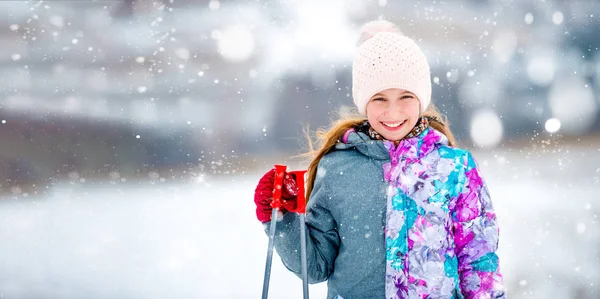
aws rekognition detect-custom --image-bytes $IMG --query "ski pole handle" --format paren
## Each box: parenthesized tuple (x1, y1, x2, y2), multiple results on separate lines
(271, 164, 287, 209)
(288, 170, 307, 214)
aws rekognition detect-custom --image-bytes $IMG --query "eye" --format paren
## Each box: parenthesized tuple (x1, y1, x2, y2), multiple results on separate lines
(371, 97, 386, 102)
(401, 94, 415, 100)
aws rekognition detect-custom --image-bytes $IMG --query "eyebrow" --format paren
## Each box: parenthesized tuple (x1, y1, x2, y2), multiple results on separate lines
(372, 92, 414, 97)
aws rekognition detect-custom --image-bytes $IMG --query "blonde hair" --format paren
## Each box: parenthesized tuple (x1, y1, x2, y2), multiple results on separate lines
(302, 104, 456, 203)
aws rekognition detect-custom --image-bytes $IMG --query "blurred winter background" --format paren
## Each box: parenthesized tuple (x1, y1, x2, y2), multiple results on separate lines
(0, 0, 599, 298)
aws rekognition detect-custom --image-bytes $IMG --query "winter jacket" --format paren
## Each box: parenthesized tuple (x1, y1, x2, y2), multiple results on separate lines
(266, 127, 505, 299)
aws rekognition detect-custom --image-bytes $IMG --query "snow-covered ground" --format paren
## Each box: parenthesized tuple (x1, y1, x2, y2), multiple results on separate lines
(0, 143, 599, 298)
(0, 173, 326, 299)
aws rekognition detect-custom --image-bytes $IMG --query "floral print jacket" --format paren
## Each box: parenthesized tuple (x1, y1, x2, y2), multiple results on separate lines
(267, 127, 505, 299)
(382, 127, 505, 298)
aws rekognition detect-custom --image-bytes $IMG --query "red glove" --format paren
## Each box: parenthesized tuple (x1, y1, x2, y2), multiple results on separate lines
(254, 168, 298, 223)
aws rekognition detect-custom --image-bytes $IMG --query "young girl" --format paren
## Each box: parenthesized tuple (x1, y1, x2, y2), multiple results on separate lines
(254, 20, 505, 299)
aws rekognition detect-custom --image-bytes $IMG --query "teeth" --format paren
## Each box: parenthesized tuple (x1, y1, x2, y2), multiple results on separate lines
(383, 120, 405, 128)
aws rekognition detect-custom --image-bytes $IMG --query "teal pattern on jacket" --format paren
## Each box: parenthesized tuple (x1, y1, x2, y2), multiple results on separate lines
(265, 127, 505, 299)
(382, 128, 504, 298)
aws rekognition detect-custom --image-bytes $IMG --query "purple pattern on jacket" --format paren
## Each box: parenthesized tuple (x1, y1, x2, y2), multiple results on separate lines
(382, 128, 505, 298)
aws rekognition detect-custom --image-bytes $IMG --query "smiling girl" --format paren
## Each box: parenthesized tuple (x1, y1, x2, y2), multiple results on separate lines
(253, 20, 506, 299)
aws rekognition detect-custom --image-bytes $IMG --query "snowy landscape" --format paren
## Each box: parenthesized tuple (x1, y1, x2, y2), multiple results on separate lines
(0, 0, 599, 298)
(1, 140, 599, 298)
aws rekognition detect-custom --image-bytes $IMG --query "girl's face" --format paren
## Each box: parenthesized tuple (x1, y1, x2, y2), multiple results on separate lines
(365, 88, 421, 141)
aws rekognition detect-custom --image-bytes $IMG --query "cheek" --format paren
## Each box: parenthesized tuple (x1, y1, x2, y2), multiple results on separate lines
(365, 103, 382, 120)
(406, 100, 421, 117)
(366, 113, 378, 126)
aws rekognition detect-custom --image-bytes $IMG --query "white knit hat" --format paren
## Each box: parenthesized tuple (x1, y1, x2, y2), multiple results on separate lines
(352, 20, 432, 115)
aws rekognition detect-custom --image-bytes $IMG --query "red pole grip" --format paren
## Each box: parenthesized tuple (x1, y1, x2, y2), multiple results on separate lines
(271, 164, 287, 209)
(289, 170, 307, 214)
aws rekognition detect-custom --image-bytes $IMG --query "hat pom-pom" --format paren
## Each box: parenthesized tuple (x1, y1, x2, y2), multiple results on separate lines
(357, 20, 401, 46)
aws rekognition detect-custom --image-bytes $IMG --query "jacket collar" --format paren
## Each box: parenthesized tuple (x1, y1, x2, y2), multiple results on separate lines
(335, 124, 448, 162)
(382, 128, 448, 183)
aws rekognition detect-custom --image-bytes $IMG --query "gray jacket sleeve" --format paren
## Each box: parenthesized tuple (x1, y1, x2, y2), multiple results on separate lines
(264, 163, 341, 283)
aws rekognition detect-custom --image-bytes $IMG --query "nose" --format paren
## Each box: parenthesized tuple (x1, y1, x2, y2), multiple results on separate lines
(383, 100, 402, 118)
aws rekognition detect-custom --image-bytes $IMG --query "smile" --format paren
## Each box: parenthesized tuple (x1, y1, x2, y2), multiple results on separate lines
(382, 120, 406, 128)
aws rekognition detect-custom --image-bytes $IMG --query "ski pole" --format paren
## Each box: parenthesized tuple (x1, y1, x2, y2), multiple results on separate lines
(262, 164, 287, 299)
(289, 169, 309, 299)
